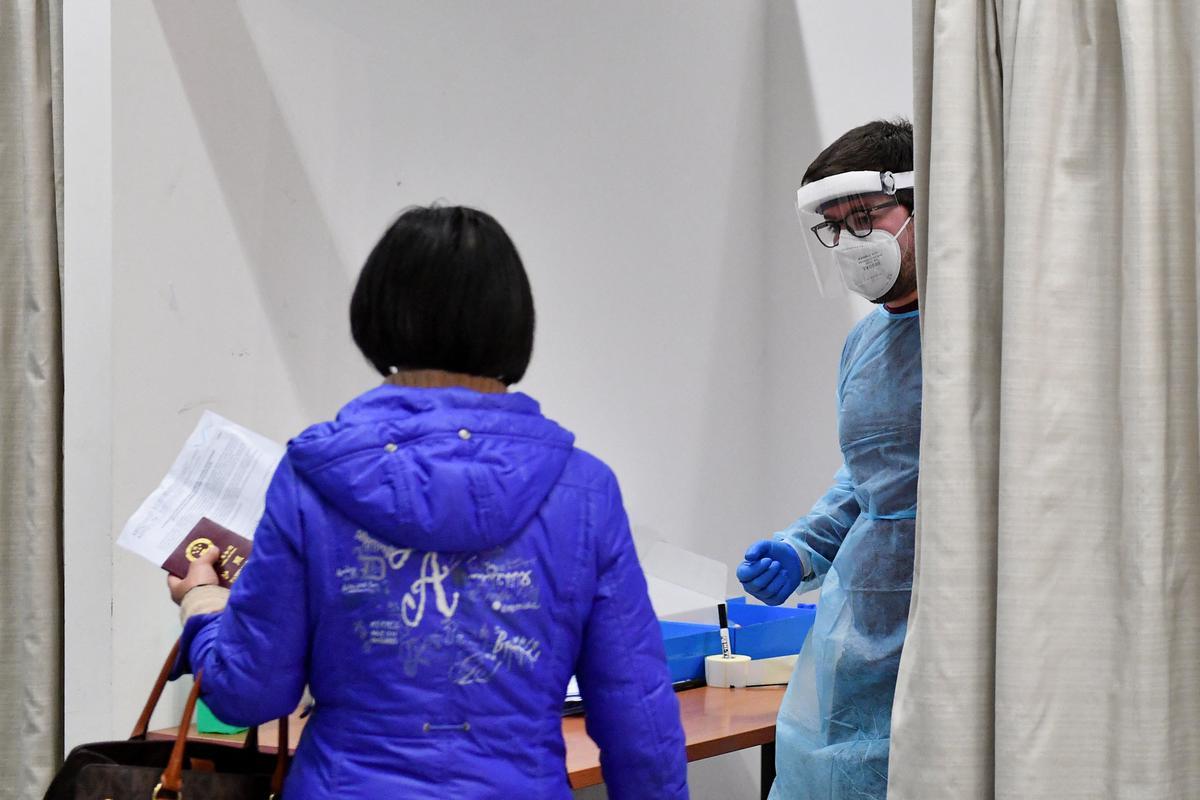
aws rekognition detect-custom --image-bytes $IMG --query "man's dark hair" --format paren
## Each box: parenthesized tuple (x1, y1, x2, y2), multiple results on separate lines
(350, 205, 535, 385)
(802, 118, 914, 211)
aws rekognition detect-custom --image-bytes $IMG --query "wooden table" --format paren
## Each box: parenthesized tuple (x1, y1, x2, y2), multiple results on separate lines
(152, 685, 786, 797)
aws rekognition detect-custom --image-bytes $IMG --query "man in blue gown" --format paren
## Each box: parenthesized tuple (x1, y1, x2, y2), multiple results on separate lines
(738, 119, 920, 799)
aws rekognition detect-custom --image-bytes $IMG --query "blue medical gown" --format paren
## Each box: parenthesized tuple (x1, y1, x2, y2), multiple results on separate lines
(769, 306, 920, 800)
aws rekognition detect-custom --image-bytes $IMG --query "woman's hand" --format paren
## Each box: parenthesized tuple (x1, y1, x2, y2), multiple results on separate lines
(168, 544, 221, 605)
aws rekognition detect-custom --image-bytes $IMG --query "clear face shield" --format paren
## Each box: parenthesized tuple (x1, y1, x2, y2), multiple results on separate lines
(794, 170, 915, 300)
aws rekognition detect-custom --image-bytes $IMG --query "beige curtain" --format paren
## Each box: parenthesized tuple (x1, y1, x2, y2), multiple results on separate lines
(0, 1, 64, 797)
(890, 2, 1200, 798)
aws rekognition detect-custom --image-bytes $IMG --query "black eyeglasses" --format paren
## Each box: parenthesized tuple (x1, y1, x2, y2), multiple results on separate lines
(810, 200, 899, 248)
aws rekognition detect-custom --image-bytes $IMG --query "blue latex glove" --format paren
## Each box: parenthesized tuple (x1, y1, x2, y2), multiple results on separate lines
(736, 540, 804, 606)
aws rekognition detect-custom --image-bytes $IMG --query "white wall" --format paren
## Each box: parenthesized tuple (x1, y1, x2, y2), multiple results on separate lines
(762, 1, 915, 530)
(63, 2, 911, 798)
(62, 0, 114, 751)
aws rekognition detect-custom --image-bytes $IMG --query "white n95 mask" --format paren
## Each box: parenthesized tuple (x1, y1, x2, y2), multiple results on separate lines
(834, 213, 912, 301)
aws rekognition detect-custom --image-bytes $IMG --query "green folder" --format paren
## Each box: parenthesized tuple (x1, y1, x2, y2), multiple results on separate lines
(195, 698, 248, 735)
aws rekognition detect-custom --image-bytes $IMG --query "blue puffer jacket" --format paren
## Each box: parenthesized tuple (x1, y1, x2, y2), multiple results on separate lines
(174, 385, 689, 798)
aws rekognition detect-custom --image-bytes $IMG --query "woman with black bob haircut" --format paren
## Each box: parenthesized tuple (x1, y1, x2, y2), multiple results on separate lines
(351, 205, 535, 385)
(165, 205, 689, 799)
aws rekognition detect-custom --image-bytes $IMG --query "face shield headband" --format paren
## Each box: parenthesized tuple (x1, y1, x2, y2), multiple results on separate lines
(794, 170, 915, 298)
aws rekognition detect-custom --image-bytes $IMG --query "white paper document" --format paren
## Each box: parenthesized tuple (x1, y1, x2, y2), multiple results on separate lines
(117, 411, 285, 567)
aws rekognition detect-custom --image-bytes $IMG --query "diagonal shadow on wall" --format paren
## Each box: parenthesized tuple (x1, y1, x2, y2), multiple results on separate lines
(758, 0, 851, 525)
(152, 0, 366, 421)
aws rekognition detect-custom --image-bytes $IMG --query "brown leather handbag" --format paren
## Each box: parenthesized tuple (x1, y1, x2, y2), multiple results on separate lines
(44, 641, 291, 799)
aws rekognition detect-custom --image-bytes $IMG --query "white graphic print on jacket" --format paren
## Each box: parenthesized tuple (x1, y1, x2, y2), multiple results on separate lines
(339, 530, 543, 686)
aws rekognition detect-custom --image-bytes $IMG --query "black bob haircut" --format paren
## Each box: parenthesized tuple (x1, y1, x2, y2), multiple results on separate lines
(802, 118, 914, 212)
(350, 205, 535, 385)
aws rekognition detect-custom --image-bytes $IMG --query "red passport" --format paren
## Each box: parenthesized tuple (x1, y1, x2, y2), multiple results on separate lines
(162, 517, 253, 588)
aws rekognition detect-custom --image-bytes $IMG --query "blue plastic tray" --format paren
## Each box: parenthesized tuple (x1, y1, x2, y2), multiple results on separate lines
(659, 598, 816, 683)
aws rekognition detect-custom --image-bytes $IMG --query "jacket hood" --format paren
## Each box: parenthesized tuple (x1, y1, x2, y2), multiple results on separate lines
(287, 385, 575, 553)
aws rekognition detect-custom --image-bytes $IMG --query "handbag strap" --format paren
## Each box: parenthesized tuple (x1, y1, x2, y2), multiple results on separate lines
(244, 714, 291, 795)
(148, 664, 291, 797)
(155, 667, 205, 798)
(136, 640, 291, 798)
(271, 715, 290, 795)
(130, 640, 180, 739)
